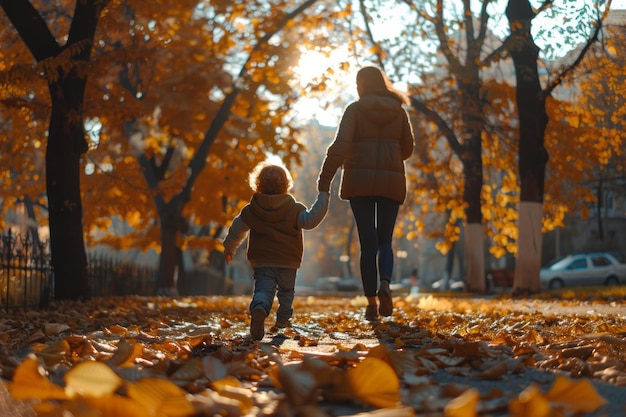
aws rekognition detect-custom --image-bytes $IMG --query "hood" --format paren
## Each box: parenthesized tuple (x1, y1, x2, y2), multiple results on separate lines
(356, 95, 403, 125)
(249, 193, 296, 223)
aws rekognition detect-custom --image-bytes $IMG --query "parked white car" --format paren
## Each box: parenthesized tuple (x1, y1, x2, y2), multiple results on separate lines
(539, 251, 626, 290)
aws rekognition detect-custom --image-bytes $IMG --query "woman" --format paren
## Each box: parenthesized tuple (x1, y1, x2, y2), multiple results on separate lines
(317, 66, 414, 320)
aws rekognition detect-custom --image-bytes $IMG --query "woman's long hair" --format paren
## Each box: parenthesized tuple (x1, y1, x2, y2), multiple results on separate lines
(356, 66, 410, 106)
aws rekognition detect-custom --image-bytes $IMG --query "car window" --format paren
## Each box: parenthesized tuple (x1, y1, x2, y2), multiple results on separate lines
(567, 258, 588, 270)
(610, 252, 626, 264)
(591, 256, 611, 267)
(548, 257, 573, 270)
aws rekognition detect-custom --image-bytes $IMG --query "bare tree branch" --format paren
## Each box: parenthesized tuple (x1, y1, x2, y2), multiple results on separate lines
(358, 0, 385, 69)
(543, 2, 611, 97)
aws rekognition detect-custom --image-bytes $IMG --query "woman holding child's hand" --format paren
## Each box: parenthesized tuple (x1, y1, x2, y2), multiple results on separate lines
(317, 66, 414, 321)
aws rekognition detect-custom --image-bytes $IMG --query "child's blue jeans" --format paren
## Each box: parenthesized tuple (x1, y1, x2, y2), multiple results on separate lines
(250, 266, 297, 322)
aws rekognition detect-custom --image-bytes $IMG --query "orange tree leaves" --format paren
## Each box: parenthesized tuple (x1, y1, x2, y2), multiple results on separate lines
(0, 0, 351, 257)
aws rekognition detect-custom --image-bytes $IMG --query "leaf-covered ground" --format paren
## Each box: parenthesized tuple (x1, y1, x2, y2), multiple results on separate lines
(1, 288, 625, 417)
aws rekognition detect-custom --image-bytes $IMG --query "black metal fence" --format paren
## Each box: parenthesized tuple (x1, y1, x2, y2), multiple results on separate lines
(1, 230, 158, 309)
(0, 230, 53, 309)
(87, 253, 157, 298)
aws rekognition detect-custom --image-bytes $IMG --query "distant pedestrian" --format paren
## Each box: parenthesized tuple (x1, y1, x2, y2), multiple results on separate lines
(223, 162, 329, 340)
(317, 66, 414, 321)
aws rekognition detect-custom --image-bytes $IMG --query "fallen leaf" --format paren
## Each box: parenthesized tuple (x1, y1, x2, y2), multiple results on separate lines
(508, 384, 550, 417)
(44, 323, 71, 336)
(277, 363, 319, 406)
(127, 377, 195, 417)
(8, 356, 68, 401)
(347, 357, 400, 408)
(170, 357, 205, 381)
(474, 361, 508, 380)
(84, 394, 147, 417)
(346, 405, 417, 416)
(544, 375, 607, 413)
(37, 339, 71, 366)
(443, 388, 479, 417)
(64, 360, 123, 398)
(212, 376, 254, 411)
(107, 340, 144, 367)
(203, 355, 228, 381)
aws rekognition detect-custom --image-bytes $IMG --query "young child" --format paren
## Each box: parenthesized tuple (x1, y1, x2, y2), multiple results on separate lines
(223, 162, 329, 340)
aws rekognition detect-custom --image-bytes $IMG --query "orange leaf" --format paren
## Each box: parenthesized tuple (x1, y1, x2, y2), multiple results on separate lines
(106, 340, 143, 367)
(212, 376, 254, 411)
(84, 395, 147, 417)
(509, 384, 551, 417)
(8, 356, 68, 401)
(545, 375, 607, 413)
(346, 357, 400, 408)
(127, 377, 194, 417)
(444, 388, 479, 417)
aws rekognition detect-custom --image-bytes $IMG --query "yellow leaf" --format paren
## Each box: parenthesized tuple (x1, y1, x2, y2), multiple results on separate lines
(8, 356, 68, 400)
(346, 357, 400, 408)
(127, 377, 194, 417)
(444, 388, 479, 417)
(212, 376, 254, 411)
(64, 361, 123, 398)
(38, 339, 71, 366)
(545, 376, 607, 413)
(509, 384, 550, 417)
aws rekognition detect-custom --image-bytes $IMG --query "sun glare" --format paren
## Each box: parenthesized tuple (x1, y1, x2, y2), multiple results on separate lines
(295, 46, 355, 90)
(291, 46, 356, 125)
(297, 50, 328, 87)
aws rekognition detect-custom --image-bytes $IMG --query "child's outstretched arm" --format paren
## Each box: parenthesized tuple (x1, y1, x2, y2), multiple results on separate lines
(297, 192, 330, 230)
(222, 215, 249, 263)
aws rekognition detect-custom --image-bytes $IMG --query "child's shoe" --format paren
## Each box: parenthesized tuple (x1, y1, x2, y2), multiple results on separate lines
(250, 308, 266, 340)
(275, 319, 291, 329)
(364, 304, 379, 321)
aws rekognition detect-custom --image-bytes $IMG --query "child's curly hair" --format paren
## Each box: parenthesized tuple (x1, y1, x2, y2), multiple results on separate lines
(249, 162, 293, 195)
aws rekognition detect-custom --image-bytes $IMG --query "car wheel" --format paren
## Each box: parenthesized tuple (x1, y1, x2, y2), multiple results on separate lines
(549, 278, 564, 289)
(604, 275, 619, 286)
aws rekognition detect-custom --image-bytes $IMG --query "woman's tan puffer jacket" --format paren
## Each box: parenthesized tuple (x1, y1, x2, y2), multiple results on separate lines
(317, 94, 414, 203)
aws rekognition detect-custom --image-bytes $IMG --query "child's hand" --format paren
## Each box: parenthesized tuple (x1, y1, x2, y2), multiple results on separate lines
(225, 253, 233, 264)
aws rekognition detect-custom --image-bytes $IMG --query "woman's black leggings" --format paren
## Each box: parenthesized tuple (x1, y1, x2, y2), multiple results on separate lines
(349, 196, 400, 297)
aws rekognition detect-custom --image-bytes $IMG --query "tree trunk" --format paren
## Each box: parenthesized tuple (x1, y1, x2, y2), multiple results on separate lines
(47, 90, 90, 300)
(22, 195, 43, 257)
(156, 198, 187, 294)
(461, 138, 486, 292)
(506, 0, 549, 294)
(0, 0, 105, 300)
